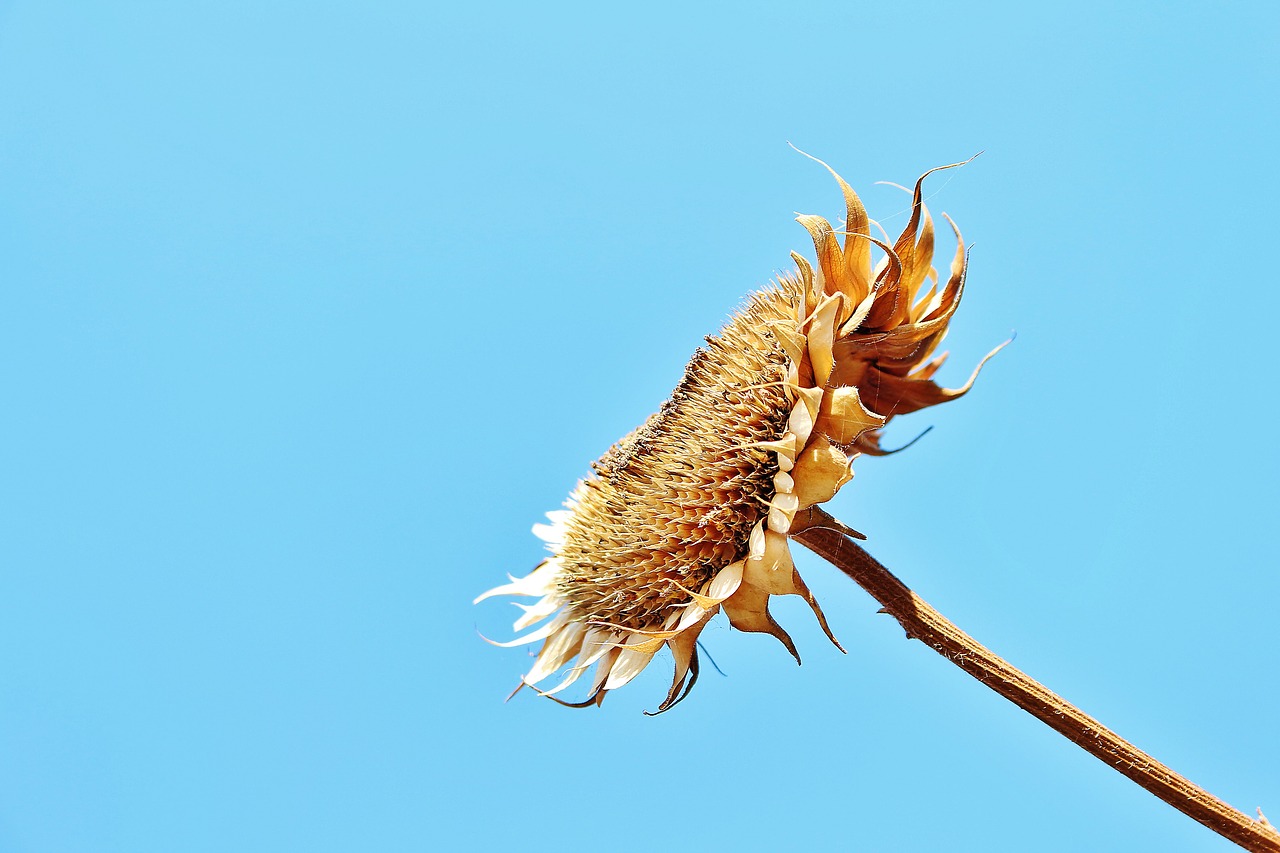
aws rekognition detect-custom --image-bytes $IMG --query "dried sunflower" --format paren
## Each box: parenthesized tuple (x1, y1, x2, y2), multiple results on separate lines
(476, 158, 1002, 712)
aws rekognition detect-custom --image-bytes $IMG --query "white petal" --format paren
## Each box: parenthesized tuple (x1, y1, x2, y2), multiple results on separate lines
(676, 602, 713, 631)
(604, 638, 656, 691)
(786, 402, 814, 446)
(748, 521, 767, 558)
(743, 530, 800, 596)
(480, 612, 568, 648)
(576, 627, 617, 669)
(706, 560, 745, 600)
(473, 560, 559, 604)
(512, 596, 560, 631)
(768, 507, 793, 534)
(524, 621, 588, 685)
(537, 661, 587, 696)
(588, 648, 620, 696)
(531, 522, 563, 545)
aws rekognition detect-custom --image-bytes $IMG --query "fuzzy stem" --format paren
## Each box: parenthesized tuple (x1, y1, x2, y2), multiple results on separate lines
(792, 512, 1279, 852)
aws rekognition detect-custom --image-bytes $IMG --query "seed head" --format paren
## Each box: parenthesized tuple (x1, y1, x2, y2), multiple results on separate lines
(477, 159, 1002, 711)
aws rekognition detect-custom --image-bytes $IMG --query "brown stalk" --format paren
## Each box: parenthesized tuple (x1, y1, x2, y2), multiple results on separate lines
(792, 509, 1279, 852)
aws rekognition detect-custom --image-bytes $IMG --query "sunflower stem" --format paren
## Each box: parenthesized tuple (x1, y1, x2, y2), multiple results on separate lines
(792, 512, 1279, 852)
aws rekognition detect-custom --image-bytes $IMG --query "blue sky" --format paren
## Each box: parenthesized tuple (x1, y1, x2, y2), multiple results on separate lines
(2, 2, 1277, 851)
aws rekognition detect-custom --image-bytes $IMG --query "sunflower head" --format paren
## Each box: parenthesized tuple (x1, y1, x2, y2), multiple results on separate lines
(477, 159, 1002, 712)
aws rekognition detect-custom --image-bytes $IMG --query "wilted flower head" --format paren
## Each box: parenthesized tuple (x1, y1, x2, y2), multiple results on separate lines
(477, 159, 1001, 712)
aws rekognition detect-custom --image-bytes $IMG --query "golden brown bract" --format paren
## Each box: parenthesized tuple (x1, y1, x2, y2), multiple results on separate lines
(477, 158, 1002, 712)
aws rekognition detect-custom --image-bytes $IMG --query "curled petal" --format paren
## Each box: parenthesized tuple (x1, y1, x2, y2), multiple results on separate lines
(783, 387, 825, 464)
(654, 609, 715, 713)
(676, 601, 716, 631)
(747, 434, 799, 463)
(923, 213, 966, 324)
(796, 214, 847, 305)
(910, 350, 949, 382)
(860, 337, 1009, 417)
(748, 521, 768, 559)
(789, 145, 872, 306)
(615, 635, 669, 655)
(786, 399, 817, 448)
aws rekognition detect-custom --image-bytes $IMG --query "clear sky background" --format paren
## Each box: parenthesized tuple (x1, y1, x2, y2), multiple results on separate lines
(1, 2, 1277, 851)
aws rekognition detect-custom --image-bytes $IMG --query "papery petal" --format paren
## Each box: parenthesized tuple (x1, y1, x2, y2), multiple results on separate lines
(796, 214, 847, 304)
(860, 338, 1009, 417)
(785, 385, 824, 450)
(537, 660, 588, 696)
(743, 529, 798, 596)
(705, 559, 745, 601)
(655, 611, 712, 712)
(790, 435, 854, 509)
(512, 595, 559, 631)
(604, 637, 657, 690)
(676, 601, 715, 631)
(615, 635, 669, 655)
(588, 648, 620, 699)
(575, 627, 618, 669)
(839, 290, 878, 337)
(768, 318, 806, 366)
(805, 293, 843, 387)
(814, 385, 886, 446)
(923, 213, 966, 323)
(722, 582, 800, 665)
(788, 568, 845, 653)
(531, 511, 569, 545)
(791, 251, 820, 318)
(473, 560, 558, 604)
(767, 491, 800, 533)
(786, 398, 817, 448)
(524, 621, 588, 686)
(480, 612, 568, 648)
(791, 147, 873, 309)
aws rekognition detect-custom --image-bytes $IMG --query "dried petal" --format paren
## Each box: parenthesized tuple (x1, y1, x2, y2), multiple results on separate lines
(790, 436, 854, 509)
(478, 161, 997, 709)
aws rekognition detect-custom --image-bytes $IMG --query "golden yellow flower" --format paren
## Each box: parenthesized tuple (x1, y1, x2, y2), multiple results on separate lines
(476, 158, 1003, 712)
